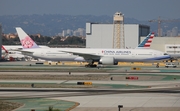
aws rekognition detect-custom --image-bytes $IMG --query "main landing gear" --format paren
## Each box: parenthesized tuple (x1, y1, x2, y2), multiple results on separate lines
(85, 64, 97, 67)
(85, 61, 97, 67)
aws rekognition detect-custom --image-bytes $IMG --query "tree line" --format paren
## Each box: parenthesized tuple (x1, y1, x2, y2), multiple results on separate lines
(2, 35, 86, 47)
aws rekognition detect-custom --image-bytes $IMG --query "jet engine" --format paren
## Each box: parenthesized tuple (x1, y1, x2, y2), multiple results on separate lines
(99, 57, 118, 65)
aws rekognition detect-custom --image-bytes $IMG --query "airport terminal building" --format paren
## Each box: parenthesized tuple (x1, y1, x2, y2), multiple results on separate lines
(86, 22, 180, 55)
(86, 23, 150, 49)
(141, 37, 180, 55)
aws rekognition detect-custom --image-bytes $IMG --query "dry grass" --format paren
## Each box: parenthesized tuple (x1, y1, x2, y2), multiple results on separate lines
(0, 101, 23, 111)
(0, 74, 110, 80)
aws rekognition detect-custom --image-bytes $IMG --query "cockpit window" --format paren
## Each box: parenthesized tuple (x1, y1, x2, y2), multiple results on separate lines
(164, 53, 168, 55)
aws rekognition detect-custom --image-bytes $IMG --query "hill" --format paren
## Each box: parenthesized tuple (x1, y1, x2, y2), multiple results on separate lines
(0, 14, 179, 36)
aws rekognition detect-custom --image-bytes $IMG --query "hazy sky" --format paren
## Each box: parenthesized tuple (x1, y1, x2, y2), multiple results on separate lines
(0, 0, 179, 20)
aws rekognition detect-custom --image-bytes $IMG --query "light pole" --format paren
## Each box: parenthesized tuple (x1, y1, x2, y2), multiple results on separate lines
(118, 105, 123, 111)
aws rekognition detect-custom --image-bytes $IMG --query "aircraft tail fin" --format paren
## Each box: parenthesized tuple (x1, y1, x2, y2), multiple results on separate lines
(136, 32, 154, 49)
(1, 45, 8, 53)
(15, 27, 40, 49)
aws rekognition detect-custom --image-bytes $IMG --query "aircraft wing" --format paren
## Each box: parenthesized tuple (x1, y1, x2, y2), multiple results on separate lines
(14, 50, 34, 56)
(21, 50, 34, 55)
(59, 50, 101, 60)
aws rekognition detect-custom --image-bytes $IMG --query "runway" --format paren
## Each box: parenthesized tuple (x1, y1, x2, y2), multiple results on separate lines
(57, 93, 180, 111)
(0, 88, 180, 111)
(0, 62, 180, 111)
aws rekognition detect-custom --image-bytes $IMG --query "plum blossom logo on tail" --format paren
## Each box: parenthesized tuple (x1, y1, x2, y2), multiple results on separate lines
(21, 36, 34, 48)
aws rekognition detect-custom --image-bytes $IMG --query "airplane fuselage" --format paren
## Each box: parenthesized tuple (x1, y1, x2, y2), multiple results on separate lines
(22, 48, 170, 62)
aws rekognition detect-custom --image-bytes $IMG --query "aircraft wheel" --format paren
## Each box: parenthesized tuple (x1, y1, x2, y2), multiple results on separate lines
(85, 64, 90, 67)
(89, 64, 96, 67)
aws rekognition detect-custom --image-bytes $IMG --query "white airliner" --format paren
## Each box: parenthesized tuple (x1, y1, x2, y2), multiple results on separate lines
(1, 45, 9, 59)
(2, 45, 49, 61)
(16, 27, 170, 67)
(3, 45, 49, 51)
(1, 45, 25, 60)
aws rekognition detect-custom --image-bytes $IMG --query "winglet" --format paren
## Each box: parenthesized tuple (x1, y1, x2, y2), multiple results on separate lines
(16, 27, 40, 49)
(136, 32, 154, 48)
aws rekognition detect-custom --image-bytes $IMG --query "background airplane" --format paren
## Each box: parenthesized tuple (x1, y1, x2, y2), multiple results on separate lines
(136, 32, 154, 48)
(3, 45, 49, 51)
(16, 27, 170, 67)
(1, 45, 26, 61)
(2, 45, 50, 61)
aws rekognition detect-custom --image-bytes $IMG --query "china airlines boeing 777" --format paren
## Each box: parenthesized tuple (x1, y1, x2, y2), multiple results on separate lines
(16, 27, 170, 67)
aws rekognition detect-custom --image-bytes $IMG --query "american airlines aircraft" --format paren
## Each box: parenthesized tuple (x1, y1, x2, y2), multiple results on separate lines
(16, 27, 170, 67)
(136, 32, 154, 48)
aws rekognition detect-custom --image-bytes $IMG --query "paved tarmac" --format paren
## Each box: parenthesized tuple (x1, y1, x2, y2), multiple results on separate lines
(0, 61, 180, 111)
(54, 92, 180, 111)
(0, 88, 180, 111)
(0, 78, 180, 111)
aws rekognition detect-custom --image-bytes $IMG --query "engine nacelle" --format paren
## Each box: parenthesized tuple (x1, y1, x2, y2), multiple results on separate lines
(99, 57, 118, 65)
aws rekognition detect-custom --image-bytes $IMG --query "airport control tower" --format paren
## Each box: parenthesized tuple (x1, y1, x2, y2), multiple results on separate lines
(112, 12, 125, 49)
